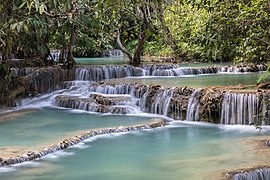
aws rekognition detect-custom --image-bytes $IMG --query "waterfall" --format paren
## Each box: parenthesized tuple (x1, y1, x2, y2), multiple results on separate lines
(102, 49, 124, 58)
(217, 65, 266, 73)
(54, 82, 178, 115)
(108, 49, 124, 58)
(153, 89, 174, 116)
(220, 92, 261, 125)
(186, 89, 201, 121)
(55, 95, 140, 114)
(141, 88, 174, 116)
(75, 66, 144, 81)
(75, 65, 219, 81)
(233, 168, 270, 180)
(52, 80, 270, 125)
(75, 64, 266, 81)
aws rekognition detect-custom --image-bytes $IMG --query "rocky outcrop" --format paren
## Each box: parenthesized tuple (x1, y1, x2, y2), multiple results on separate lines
(0, 119, 168, 167)
(199, 89, 224, 123)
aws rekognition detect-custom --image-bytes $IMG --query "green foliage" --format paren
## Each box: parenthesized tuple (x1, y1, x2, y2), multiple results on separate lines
(1, 0, 270, 62)
(258, 64, 270, 83)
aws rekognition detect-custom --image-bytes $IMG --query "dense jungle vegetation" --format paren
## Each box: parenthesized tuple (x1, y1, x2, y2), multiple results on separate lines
(1, 0, 270, 102)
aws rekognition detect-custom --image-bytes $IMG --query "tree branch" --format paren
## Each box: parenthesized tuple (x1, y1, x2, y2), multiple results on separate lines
(116, 30, 133, 61)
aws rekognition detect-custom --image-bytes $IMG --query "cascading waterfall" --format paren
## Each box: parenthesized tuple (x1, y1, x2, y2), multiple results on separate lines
(75, 66, 144, 81)
(53, 81, 270, 125)
(152, 88, 174, 116)
(75, 64, 266, 81)
(102, 49, 124, 57)
(233, 168, 270, 180)
(220, 92, 261, 125)
(218, 64, 266, 73)
(108, 49, 124, 57)
(55, 95, 140, 114)
(186, 89, 201, 121)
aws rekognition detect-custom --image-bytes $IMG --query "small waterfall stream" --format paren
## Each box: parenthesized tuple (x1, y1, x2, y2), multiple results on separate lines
(186, 89, 202, 121)
(233, 168, 270, 180)
(220, 92, 260, 125)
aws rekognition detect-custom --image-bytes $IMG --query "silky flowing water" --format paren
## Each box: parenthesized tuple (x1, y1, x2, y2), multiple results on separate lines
(0, 61, 269, 179)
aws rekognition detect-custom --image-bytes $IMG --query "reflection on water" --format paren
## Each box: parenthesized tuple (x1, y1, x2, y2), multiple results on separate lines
(1, 122, 270, 180)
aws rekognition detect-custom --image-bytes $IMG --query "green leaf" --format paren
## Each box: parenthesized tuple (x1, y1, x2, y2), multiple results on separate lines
(10, 23, 17, 31)
(19, 2, 27, 9)
(24, 24, 29, 32)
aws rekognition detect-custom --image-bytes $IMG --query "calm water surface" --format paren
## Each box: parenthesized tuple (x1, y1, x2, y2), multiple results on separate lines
(1, 122, 270, 180)
(107, 73, 260, 88)
(75, 57, 128, 65)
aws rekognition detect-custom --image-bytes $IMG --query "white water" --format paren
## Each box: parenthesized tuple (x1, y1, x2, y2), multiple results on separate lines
(220, 92, 260, 125)
(186, 89, 202, 121)
(75, 65, 266, 81)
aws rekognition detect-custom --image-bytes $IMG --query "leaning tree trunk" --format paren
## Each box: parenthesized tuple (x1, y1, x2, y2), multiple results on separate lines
(132, 29, 147, 66)
(117, 29, 147, 67)
(66, 24, 77, 67)
(117, 30, 133, 62)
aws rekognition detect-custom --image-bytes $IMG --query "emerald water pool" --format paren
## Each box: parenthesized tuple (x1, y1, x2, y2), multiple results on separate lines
(1, 119, 270, 180)
(0, 108, 154, 148)
(107, 73, 261, 88)
(75, 57, 128, 65)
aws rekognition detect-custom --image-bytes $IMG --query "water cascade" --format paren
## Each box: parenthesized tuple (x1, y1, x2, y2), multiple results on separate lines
(186, 89, 202, 121)
(53, 81, 270, 125)
(220, 92, 260, 125)
(232, 168, 270, 180)
(55, 94, 140, 114)
(75, 64, 266, 81)
(75, 66, 144, 81)
(102, 49, 124, 58)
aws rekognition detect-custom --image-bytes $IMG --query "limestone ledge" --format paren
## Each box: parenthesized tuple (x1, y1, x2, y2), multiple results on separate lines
(0, 119, 168, 167)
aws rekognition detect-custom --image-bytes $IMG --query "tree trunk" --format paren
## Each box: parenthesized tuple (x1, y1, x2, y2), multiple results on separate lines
(67, 24, 77, 67)
(117, 28, 147, 67)
(117, 30, 133, 62)
(132, 29, 147, 66)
